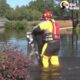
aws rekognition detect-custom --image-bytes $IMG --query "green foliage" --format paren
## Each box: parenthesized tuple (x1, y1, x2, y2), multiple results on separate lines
(6, 6, 42, 21)
(0, 0, 79, 20)
(0, 0, 10, 17)
(27, 10, 41, 21)
(29, 0, 55, 13)
(5, 20, 28, 31)
(5, 8, 14, 20)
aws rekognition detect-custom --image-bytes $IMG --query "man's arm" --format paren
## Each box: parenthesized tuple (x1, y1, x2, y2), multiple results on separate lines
(32, 25, 43, 35)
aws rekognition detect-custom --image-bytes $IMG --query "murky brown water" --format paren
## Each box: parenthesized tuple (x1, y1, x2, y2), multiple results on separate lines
(27, 34, 80, 80)
(0, 32, 80, 56)
(0, 32, 80, 80)
(28, 57, 80, 80)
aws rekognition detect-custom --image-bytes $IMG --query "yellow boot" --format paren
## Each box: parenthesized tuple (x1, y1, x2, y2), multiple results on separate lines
(50, 56, 60, 67)
(42, 55, 49, 69)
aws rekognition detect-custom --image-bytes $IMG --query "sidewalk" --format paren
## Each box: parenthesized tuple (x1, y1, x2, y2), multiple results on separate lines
(60, 27, 73, 34)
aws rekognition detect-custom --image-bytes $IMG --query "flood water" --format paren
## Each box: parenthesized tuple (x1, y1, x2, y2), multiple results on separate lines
(0, 31, 80, 57)
(0, 31, 80, 80)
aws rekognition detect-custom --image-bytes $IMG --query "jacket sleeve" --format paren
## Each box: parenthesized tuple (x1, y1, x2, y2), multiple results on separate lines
(32, 25, 43, 35)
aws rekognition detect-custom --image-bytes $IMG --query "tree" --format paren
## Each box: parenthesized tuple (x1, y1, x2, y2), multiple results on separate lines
(29, 0, 55, 13)
(5, 8, 14, 20)
(0, 0, 10, 17)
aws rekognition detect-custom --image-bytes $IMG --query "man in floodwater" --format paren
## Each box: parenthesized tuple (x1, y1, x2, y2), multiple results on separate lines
(32, 11, 60, 69)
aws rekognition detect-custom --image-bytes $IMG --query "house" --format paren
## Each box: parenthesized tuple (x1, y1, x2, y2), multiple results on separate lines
(0, 17, 8, 28)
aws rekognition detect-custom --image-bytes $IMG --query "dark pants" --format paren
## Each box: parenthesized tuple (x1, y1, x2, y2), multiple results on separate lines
(44, 40, 60, 56)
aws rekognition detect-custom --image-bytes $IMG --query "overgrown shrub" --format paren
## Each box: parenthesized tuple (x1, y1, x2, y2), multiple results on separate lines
(5, 20, 40, 32)
(0, 44, 32, 80)
(5, 20, 27, 31)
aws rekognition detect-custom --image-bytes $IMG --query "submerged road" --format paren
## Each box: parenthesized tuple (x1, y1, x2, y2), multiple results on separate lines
(28, 57, 80, 80)
(28, 34, 80, 80)
(0, 32, 80, 80)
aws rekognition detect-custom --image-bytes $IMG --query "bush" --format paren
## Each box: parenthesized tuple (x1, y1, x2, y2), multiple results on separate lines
(5, 20, 27, 31)
(0, 44, 32, 80)
(0, 52, 31, 80)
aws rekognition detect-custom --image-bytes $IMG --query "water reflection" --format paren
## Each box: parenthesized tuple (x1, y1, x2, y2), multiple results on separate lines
(59, 34, 80, 57)
(28, 57, 80, 80)
(28, 65, 61, 80)
(0, 32, 80, 80)
(40, 71, 60, 80)
(0, 32, 80, 57)
(40, 68, 61, 80)
(0, 31, 27, 54)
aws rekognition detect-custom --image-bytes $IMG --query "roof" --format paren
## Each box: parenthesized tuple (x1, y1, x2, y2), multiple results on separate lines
(0, 17, 8, 22)
(0, 17, 8, 27)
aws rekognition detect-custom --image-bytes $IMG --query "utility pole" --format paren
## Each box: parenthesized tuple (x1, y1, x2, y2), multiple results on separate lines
(71, 0, 79, 52)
